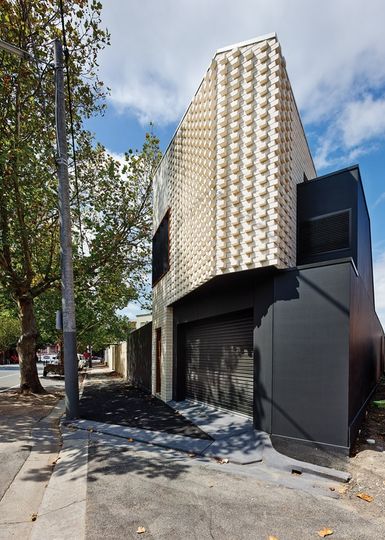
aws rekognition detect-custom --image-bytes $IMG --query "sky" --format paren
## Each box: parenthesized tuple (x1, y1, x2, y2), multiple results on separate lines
(86, 0, 385, 326)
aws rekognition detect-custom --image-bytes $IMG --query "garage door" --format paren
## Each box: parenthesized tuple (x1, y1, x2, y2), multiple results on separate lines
(183, 309, 254, 416)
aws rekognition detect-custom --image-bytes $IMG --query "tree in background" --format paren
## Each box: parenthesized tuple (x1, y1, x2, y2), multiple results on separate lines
(0, 1, 160, 392)
(0, 311, 20, 362)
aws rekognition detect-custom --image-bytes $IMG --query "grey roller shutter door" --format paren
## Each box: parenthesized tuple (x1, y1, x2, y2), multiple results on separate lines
(183, 309, 254, 416)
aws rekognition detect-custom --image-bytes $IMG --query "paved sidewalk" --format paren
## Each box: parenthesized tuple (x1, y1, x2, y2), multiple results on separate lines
(0, 394, 64, 539)
(31, 428, 89, 540)
(79, 370, 210, 439)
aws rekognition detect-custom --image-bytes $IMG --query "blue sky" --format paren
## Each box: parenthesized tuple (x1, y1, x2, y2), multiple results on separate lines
(85, 0, 385, 326)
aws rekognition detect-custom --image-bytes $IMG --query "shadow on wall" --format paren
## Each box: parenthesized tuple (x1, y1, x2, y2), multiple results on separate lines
(184, 310, 254, 416)
(253, 270, 300, 432)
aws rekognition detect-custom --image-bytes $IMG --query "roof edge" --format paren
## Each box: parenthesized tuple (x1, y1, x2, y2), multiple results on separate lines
(215, 32, 277, 55)
(153, 32, 279, 178)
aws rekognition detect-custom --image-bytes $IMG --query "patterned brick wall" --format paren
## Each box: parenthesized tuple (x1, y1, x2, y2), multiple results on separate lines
(152, 34, 316, 400)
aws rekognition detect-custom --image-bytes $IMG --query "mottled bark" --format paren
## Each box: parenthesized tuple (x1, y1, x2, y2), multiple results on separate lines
(16, 294, 46, 394)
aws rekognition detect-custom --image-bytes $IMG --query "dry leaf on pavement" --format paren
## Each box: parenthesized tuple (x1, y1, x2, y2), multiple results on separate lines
(318, 528, 333, 537)
(137, 526, 146, 534)
(356, 492, 374, 502)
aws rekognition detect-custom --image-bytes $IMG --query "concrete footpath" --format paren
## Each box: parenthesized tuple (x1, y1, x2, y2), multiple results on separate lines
(0, 397, 64, 539)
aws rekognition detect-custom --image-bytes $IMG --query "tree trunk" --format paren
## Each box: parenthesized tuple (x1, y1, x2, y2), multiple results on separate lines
(16, 294, 46, 394)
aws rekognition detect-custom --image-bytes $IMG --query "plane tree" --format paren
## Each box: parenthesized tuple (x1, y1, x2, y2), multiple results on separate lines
(0, 0, 160, 392)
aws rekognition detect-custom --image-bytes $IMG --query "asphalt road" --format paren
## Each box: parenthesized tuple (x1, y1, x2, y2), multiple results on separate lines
(0, 365, 23, 392)
(0, 364, 65, 392)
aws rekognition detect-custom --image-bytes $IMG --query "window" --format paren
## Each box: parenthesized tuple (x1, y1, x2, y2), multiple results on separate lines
(152, 211, 170, 285)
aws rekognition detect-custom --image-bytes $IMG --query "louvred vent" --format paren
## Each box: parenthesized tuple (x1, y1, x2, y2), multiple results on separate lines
(299, 210, 350, 258)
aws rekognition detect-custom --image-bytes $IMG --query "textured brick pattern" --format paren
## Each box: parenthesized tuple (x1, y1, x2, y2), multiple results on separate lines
(152, 34, 316, 400)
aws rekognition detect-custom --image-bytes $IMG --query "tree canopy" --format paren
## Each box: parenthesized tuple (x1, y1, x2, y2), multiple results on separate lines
(0, 0, 160, 391)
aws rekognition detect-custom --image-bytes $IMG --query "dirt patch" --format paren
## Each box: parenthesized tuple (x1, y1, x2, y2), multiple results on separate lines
(0, 390, 62, 442)
(0, 390, 62, 413)
(352, 376, 385, 456)
(345, 377, 385, 521)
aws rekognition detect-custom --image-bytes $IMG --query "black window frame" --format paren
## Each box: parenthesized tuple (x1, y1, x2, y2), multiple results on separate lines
(152, 210, 170, 286)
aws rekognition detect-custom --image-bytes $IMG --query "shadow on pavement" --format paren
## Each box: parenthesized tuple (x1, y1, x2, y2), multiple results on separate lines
(87, 441, 190, 482)
(79, 374, 211, 440)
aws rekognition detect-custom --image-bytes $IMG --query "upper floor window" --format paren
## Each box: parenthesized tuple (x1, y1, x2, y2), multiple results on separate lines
(152, 211, 170, 286)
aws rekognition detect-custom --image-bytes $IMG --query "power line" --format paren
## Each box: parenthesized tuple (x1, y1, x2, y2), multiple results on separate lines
(59, 0, 84, 254)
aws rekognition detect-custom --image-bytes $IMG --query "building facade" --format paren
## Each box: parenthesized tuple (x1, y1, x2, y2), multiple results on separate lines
(150, 34, 384, 460)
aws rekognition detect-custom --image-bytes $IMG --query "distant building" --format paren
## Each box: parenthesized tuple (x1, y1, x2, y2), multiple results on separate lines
(134, 313, 152, 329)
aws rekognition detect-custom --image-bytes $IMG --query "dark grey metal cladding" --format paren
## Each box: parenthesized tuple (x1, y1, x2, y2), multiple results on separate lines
(272, 263, 351, 448)
(297, 167, 358, 266)
(349, 266, 383, 444)
(253, 278, 275, 433)
(356, 179, 375, 303)
(182, 309, 254, 416)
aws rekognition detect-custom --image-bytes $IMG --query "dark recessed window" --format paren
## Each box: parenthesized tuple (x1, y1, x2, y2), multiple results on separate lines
(299, 209, 350, 258)
(152, 211, 170, 286)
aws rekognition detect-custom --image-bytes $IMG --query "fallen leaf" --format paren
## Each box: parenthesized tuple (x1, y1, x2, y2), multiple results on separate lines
(356, 492, 374, 502)
(137, 526, 146, 534)
(318, 528, 333, 537)
(31, 513, 37, 522)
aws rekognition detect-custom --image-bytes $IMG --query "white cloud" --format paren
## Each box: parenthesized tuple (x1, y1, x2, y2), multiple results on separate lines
(98, 0, 385, 137)
(374, 192, 385, 208)
(374, 252, 385, 329)
(106, 149, 126, 165)
(340, 96, 385, 148)
(313, 94, 385, 171)
(117, 301, 145, 320)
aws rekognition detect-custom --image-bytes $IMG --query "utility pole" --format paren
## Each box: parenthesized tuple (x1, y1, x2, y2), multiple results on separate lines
(54, 38, 79, 419)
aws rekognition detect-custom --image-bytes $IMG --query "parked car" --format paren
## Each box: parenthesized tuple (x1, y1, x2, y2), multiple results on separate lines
(43, 354, 87, 377)
(40, 354, 59, 365)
